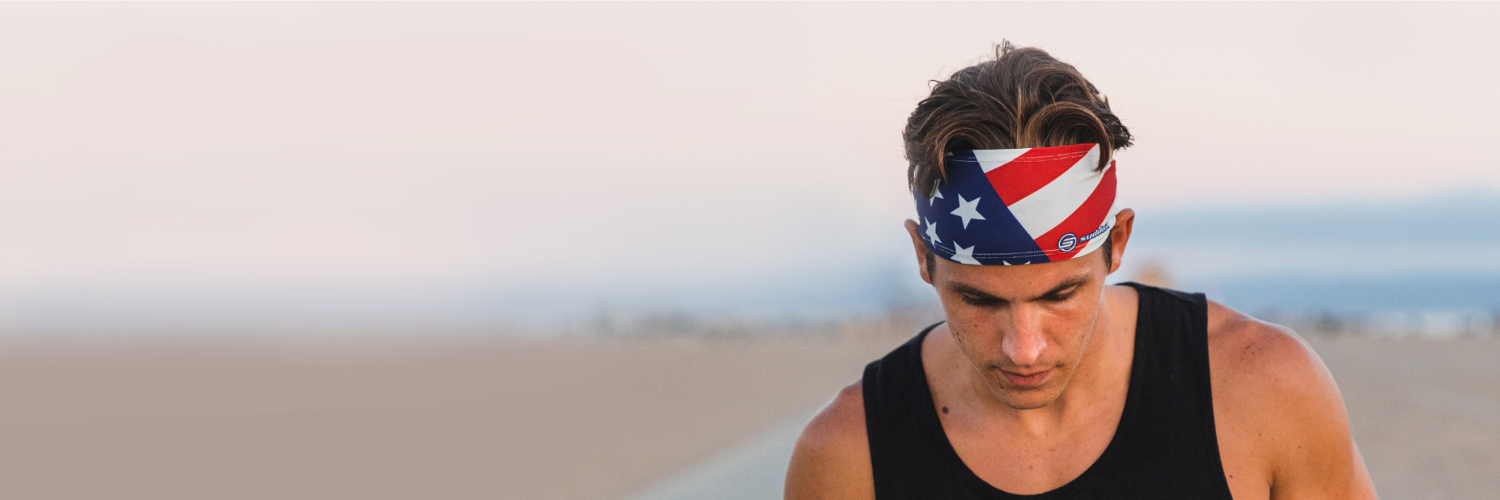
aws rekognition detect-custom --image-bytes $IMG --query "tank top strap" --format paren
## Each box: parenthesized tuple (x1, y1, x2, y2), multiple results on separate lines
(1110, 282, 1231, 497)
(861, 322, 960, 497)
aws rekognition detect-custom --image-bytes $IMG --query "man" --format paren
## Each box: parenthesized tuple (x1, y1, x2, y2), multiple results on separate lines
(784, 44, 1377, 499)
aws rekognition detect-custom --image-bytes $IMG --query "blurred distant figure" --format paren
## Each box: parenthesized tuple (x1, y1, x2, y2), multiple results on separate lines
(786, 43, 1375, 499)
(1131, 259, 1176, 289)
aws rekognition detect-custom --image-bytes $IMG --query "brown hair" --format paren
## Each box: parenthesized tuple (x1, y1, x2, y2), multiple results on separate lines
(903, 41, 1133, 197)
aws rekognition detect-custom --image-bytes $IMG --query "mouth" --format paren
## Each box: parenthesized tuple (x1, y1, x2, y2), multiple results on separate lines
(998, 368, 1051, 388)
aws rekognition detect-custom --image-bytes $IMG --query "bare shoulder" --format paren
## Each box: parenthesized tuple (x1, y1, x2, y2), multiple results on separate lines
(784, 380, 875, 500)
(1206, 300, 1331, 393)
(1205, 300, 1377, 499)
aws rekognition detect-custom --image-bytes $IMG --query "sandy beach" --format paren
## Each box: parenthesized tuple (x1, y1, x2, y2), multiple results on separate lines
(0, 328, 1494, 499)
(0, 327, 908, 500)
(1307, 335, 1500, 499)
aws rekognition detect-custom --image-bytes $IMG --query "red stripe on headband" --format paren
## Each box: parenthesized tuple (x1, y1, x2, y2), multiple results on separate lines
(1032, 163, 1117, 261)
(984, 143, 1096, 204)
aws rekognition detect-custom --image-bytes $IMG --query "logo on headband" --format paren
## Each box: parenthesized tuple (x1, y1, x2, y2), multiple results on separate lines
(914, 143, 1119, 266)
(1058, 233, 1077, 253)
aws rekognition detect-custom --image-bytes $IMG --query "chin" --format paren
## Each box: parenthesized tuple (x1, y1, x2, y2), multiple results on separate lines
(1000, 393, 1059, 410)
(991, 382, 1064, 410)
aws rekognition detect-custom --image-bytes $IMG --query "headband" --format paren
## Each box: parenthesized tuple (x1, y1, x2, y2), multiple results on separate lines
(914, 143, 1118, 266)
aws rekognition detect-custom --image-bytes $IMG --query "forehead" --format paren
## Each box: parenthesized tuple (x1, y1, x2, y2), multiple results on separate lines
(934, 253, 1101, 299)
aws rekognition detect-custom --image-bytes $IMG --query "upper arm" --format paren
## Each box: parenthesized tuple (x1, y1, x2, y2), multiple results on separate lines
(1207, 301, 1377, 500)
(784, 381, 875, 500)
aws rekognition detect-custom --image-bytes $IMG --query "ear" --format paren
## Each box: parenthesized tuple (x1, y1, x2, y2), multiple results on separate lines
(903, 219, 934, 285)
(1107, 208, 1135, 275)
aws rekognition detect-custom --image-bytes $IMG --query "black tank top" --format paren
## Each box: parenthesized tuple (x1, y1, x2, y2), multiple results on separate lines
(861, 282, 1234, 499)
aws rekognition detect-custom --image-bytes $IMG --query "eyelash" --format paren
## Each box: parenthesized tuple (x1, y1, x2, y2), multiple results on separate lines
(960, 295, 999, 306)
(960, 290, 1076, 306)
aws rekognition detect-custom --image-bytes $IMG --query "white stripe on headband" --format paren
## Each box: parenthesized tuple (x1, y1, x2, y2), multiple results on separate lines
(914, 143, 1119, 265)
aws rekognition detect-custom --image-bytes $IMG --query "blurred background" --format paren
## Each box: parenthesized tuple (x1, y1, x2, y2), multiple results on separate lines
(0, 2, 1496, 499)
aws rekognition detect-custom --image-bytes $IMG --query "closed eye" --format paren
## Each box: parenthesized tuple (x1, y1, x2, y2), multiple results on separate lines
(961, 294, 1004, 307)
(1042, 287, 1079, 303)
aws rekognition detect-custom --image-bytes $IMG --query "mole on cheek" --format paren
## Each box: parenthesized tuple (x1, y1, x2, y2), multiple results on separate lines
(942, 406, 949, 414)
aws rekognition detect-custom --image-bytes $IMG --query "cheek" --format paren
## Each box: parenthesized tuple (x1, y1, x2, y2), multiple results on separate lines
(948, 326, 1002, 368)
(1042, 299, 1102, 351)
(940, 302, 996, 336)
(937, 304, 997, 353)
(1046, 301, 1091, 327)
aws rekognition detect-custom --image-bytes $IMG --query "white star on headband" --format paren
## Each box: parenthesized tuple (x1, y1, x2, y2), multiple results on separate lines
(928, 188, 944, 206)
(951, 242, 980, 265)
(924, 217, 941, 244)
(951, 194, 986, 229)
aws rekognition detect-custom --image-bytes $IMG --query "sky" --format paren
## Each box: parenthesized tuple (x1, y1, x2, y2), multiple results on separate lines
(1, 3, 1497, 332)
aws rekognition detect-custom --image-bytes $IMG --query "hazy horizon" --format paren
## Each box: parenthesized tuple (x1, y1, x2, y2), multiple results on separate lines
(5, 188, 1499, 335)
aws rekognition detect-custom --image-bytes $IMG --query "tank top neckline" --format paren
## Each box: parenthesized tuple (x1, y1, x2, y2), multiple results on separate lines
(908, 282, 1151, 498)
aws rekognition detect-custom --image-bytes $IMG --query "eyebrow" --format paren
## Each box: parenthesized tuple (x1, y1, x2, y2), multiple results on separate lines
(949, 274, 1092, 303)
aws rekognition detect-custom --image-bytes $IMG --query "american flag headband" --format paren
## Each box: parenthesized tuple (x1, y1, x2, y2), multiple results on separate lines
(914, 143, 1118, 266)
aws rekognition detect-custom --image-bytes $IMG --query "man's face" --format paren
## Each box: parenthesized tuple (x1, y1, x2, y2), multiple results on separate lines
(905, 217, 1128, 411)
(933, 253, 1107, 410)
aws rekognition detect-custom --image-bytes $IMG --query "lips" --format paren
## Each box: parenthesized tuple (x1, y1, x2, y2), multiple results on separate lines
(999, 368, 1050, 388)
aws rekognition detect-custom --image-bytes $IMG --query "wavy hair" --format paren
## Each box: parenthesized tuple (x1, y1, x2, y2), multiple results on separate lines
(904, 42, 1134, 197)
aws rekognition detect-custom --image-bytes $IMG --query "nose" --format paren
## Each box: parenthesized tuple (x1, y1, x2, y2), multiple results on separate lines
(1002, 304, 1047, 367)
